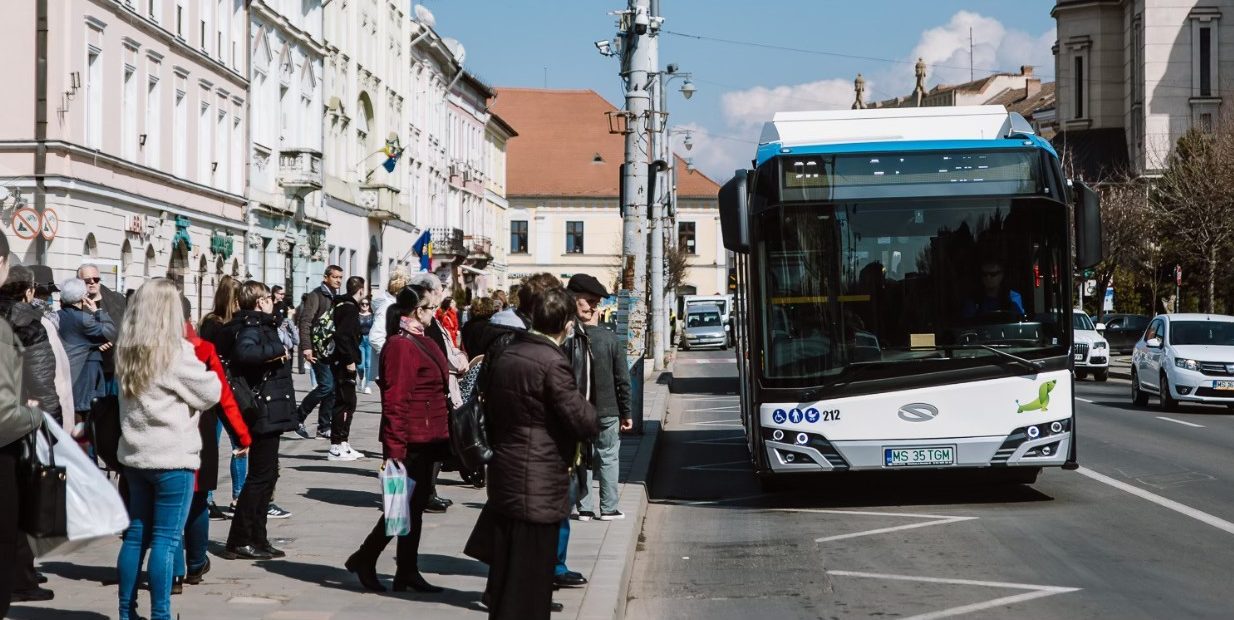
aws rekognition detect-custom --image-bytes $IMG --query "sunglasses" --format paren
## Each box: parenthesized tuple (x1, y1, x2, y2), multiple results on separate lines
(83, 277, 102, 284)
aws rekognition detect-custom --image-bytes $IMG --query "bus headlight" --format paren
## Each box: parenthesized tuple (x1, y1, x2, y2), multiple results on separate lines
(1027, 425, 1040, 439)
(1050, 421, 1063, 434)
(795, 433, 809, 445)
(772, 429, 785, 442)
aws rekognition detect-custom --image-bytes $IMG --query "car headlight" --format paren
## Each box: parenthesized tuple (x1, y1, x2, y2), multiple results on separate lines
(1174, 358, 1199, 371)
(1093, 341, 1107, 350)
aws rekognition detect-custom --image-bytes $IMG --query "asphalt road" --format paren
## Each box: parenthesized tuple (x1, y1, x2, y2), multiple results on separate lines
(626, 350, 1234, 619)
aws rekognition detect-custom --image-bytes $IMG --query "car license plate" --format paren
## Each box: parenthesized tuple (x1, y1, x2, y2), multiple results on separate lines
(1074, 353, 1084, 361)
(884, 446, 956, 467)
(1214, 381, 1234, 390)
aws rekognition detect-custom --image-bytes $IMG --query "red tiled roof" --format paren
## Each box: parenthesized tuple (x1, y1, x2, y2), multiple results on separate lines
(491, 87, 719, 198)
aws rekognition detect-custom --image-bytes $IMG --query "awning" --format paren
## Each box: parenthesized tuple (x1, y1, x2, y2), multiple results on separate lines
(460, 264, 489, 276)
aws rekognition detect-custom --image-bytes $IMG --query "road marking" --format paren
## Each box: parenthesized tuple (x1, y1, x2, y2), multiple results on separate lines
(677, 395, 738, 401)
(1077, 466, 1234, 536)
(685, 433, 746, 446)
(678, 418, 742, 428)
(1075, 397, 1095, 403)
(683, 405, 740, 412)
(826, 570, 1080, 620)
(682, 459, 750, 473)
(677, 358, 737, 364)
(778, 508, 978, 543)
(1155, 416, 1205, 428)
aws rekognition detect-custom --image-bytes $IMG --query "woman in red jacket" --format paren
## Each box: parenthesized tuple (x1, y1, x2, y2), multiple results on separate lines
(345, 285, 449, 593)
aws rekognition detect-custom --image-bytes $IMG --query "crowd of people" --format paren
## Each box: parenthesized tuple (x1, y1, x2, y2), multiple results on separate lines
(0, 225, 634, 620)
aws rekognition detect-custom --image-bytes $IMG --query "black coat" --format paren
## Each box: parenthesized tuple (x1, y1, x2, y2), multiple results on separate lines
(217, 310, 298, 435)
(96, 285, 126, 375)
(332, 297, 362, 366)
(485, 331, 597, 524)
(0, 297, 61, 423)
(584, 324, 632, 419)
(460, 317, 490, 359)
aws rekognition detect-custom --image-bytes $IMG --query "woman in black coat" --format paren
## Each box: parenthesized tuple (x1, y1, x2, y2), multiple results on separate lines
(478, 286, 597, 620)
(216, 281, 298, 560)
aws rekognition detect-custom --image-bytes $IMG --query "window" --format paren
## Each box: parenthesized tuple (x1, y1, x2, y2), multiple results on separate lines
(198, 94, 211, 182)
(175, 2, 183, 36)
(1200, 26, 1213, 97)
(566, 221, 584, 254)
(216, 100, 228, 188)
(122, 64, 137, 159)
(510, 220, 528, 254)
(678, 221, 697, 254)
(148, 0, 159, 21)
(145, 75, 160, 167)
(173, 87, 186, 177)
(85, 47, 102, 149)
(1073, 55, 1084, 119)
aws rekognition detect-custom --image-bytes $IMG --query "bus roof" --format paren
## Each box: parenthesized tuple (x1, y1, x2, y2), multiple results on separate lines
(755, 105, 1055, 166)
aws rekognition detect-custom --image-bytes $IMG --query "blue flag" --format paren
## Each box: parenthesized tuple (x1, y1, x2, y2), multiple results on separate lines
(411, 229, 432, 272)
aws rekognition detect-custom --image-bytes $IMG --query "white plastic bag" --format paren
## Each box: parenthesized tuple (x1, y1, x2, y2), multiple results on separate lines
(31, 412, 130, 557)
(381, 460, 412, 537)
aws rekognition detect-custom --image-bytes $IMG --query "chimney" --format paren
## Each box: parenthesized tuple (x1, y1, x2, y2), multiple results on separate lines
(1020, 65, 1034, 77)
(1024, 77, 1041, 100)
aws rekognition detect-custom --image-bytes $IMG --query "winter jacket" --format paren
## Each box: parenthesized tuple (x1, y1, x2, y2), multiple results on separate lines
(0, 318, 42, 449)
(41, 315, 75, 432)
(217, 310, 299, 435)
(426, 318, 468, 407)
(296, 284, 335, 354)
(585, 324, 632, 419)
(367, 289, 396, 360)
(187, 327, 251, 491)
(437, 307, 460, 347)
(332, 296, 362, 366)
(377, 331, 450, 461)
(57, 304, 116, 413)
(0, 297, 62, 423)
(485, 330, 598, 524)
(460, 316, 491, 359)
(117, 340, 222, 471)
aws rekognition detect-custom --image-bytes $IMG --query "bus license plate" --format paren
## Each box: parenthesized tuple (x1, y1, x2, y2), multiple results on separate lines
(884, 446, 955, 467)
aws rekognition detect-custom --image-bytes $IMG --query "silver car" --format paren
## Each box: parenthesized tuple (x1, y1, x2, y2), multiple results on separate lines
(684, 304, 728, 351)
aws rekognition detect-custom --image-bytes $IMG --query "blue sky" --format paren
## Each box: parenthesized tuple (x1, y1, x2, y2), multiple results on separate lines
(420, 1, 1057, 179)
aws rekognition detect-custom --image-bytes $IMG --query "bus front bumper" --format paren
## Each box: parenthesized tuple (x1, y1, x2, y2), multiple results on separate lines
(763, 426, 1070, 473)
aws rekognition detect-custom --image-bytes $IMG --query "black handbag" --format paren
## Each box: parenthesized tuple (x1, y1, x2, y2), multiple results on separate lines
(18, 424, 68, 539)
(88, 395, 122, 471)
(406, 334, 492, 469)
(226, 366, 260, 421)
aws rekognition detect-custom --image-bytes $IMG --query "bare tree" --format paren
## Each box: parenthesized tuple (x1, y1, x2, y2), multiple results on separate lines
(1093, 178, 1154, 315)
(1152, 122, 1234, 313)
(664, 243, 690, 294)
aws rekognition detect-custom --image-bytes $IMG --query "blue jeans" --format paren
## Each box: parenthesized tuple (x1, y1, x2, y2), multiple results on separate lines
(182, 492, 209, 576)
(207, 421, 247, 505)
(555, 478, 578, 576)
(358, 337, 373, 390)
(299, 360, 335, 432)
(117, 468, 194, 620)
(578, 417, 622, 514)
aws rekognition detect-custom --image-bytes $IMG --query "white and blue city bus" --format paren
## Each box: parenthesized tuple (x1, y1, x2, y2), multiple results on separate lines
(718, 106, 1103, 489)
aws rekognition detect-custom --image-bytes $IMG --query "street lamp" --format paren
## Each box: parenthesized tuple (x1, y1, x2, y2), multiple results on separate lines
(679, 79, 696, 100)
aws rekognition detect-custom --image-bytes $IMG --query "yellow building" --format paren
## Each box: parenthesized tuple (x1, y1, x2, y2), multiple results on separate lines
(490, 88, 725, 295)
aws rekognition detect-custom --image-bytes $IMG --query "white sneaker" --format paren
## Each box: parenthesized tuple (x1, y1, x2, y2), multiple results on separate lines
(363, 386, 373, 395)
(328, 445, 358, 461)
(343, 442, 365, 459)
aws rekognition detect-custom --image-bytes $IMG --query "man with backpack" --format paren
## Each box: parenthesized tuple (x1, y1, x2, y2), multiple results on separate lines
(328, 276, 367, 461)
(295, 266, 343, 439)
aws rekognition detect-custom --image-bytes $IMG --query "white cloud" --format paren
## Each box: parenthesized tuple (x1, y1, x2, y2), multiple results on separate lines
(721, 78, 861, 130)
(670, 122, 753, 182)
(906, 11, 1053, 90)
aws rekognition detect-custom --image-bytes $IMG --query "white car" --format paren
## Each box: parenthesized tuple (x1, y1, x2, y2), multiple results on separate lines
(1073, 310, 1109, 381)
(1131, 313, 1234, 410)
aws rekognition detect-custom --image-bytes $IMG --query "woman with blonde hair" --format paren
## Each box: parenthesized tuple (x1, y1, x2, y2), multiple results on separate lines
(115, 278, 221, 620)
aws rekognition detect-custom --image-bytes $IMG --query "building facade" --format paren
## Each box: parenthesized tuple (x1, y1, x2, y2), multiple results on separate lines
(1053, 0, 1234, 178)
(447, 71, 495, 297)
(482, 113, 517, 293)
(491, 88, 723, 296)
(0, 0, 249, 322)
(247, 0, 325, 301)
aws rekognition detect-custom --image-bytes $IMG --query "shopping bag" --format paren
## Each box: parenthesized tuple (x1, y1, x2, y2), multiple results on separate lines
(381, 460, 413, 537)
(31, 412, 130, 557)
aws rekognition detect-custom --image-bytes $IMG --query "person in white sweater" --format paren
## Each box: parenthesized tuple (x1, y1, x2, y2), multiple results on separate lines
(114, 278, 221, 620)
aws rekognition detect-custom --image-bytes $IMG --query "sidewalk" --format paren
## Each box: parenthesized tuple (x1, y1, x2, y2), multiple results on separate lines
(11, 363, 668, 620)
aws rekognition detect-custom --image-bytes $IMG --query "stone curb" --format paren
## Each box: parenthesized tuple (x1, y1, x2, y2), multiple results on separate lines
(576, 360, 670, 620)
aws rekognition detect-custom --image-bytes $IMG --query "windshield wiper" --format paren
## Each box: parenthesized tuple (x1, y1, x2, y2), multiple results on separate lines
(950, 344, 1044, 373)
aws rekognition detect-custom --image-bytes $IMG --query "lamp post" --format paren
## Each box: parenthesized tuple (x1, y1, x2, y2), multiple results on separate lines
(650, 66, 695, 370)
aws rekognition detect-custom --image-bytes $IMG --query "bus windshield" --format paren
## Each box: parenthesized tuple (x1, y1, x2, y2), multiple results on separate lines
(757, 197, 1070, 386)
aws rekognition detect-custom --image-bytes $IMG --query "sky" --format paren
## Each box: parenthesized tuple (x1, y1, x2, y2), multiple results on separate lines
(420, 1, 1057, 181)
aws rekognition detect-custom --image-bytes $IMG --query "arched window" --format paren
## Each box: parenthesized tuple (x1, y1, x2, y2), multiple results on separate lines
(83, 233, 98, 258)
(144, 245, 156, 278)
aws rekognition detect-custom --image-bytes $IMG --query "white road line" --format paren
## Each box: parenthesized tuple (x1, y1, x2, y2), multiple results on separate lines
(1077, 466, 1234, 536)
(678, 395, 738, 401)
(777, 508, 977, 543)
(1156, 416, 1205, 428)
(827, 570, 1080, 620)
(1075, 397, 1095, 403)
(683, 405, 740, 412)
(678, 418, 742, 427)
(682, 459, 750, 473)
(677, 359, 737, 364)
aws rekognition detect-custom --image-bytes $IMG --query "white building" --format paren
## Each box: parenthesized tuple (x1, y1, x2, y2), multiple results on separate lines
(1053, 0, 1234, 178)
(247, 0, 325, 299)
(446, 70, 496, 297)
(481, 113, 518, 293)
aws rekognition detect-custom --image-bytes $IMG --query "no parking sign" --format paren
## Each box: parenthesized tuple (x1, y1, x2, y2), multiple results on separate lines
(11, 208, 39, 240)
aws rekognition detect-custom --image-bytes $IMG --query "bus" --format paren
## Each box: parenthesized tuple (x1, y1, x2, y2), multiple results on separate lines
(718, 106, 1103, 488)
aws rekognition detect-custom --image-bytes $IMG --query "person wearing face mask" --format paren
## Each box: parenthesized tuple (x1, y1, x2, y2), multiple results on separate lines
(344, 286, 450, 594)
(479, 285, 598, 619)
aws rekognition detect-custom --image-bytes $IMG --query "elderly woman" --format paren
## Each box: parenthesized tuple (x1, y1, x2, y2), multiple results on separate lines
(57, 277, 117, 421)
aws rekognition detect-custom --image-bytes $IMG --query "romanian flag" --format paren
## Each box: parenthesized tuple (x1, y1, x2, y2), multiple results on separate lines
(381, 136, 404, 173)
(412, 229, 432, 272)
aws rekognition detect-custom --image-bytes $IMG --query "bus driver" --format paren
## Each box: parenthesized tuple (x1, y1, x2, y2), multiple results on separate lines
(963, 259, 1025, 321)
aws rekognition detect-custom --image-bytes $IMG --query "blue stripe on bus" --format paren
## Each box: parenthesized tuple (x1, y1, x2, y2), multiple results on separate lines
(755, 138, 1059, 167)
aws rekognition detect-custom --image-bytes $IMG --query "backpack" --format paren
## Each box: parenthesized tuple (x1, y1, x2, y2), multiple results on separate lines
(310, 298, 338, 359)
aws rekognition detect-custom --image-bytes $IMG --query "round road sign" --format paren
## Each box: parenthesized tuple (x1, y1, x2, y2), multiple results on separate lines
(11, 207, 39, 240)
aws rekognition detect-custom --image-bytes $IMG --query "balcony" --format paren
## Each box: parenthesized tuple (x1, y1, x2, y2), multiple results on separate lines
(430, 226, 467, 259)
(278, 148, 323, 192)
(465, 235, 492, 266)
(359, 183, 401, 221)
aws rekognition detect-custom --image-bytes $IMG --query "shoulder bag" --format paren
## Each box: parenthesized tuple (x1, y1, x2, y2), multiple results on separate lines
(406, 333, 492, 470)
(18, 423, 68, 538)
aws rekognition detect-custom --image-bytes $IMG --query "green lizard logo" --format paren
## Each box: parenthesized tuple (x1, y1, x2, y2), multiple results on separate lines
(1016, 380, 1057, 413)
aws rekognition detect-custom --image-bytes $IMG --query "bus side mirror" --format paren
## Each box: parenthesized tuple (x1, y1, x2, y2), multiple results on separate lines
(1075, 181, 1103, 269)
(719, 170, 751, 253)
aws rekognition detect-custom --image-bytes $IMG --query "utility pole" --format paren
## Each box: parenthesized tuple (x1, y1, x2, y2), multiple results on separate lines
(648, 0, 665, 371)
(620, 0, 653, 358)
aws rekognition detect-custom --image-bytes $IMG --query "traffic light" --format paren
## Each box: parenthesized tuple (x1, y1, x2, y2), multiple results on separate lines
(727, 268, 738, 292)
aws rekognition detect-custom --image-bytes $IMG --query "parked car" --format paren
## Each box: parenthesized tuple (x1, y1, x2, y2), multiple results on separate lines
(1100, 313, 1150, 354)
(1131, 313, 1234, 410)
(683, 304, 728, 351)
(1073, 310, 1110, 381)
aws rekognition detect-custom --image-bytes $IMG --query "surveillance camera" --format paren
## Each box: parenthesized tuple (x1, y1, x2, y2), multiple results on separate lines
(594, 40, 612, 56)
(633, 8, 649, 34)
(667, 63, 679, 74)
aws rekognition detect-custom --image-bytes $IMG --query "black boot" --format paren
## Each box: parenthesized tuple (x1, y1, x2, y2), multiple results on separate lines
(345, 554, 386, 592)
(391, 571, 443, 593)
